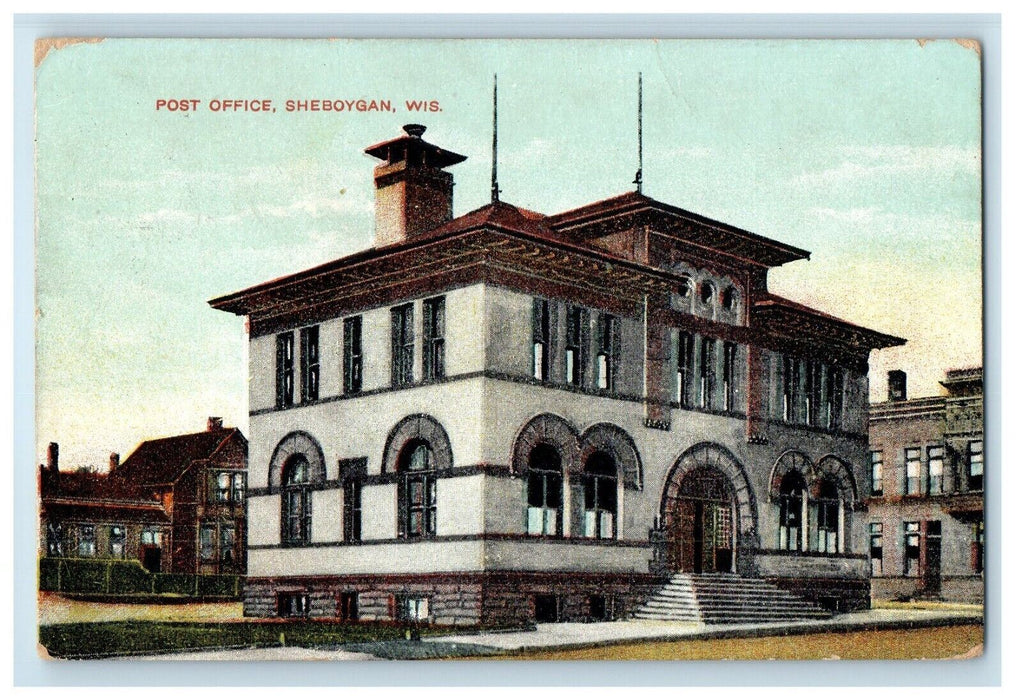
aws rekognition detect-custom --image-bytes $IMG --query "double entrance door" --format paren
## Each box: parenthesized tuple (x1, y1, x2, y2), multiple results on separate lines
(667, 467, 737, 574)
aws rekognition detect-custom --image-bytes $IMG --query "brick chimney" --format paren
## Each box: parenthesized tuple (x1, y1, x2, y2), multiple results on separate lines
(47, 442, 59, 472)
(888, 370, 907, 402)
(109, 452, 120, 472)
(364, 124, 467, 247)
(207, 416, 224, 432)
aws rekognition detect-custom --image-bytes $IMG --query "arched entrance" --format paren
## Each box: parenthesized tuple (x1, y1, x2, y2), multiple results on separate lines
(660, 443, 758, 574)
(666, 467, 737, 573)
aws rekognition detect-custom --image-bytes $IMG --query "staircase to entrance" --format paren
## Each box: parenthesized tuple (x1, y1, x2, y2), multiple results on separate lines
(633, 572, 833, 624)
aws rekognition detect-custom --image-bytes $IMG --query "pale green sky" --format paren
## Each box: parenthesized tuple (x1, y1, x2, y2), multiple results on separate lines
(35, 39, 982, 467)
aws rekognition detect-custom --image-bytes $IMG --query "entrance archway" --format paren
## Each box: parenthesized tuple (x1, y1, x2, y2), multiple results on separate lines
(660, 443, 758, 574)
(667, 467, 736, 573)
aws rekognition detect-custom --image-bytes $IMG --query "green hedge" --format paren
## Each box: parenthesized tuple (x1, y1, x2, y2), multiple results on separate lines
(38, 557, 240, 599)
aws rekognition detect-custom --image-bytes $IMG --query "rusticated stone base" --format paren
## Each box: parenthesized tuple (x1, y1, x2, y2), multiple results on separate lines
(765, 575, 871, 612)
(243, 571, 663, 627)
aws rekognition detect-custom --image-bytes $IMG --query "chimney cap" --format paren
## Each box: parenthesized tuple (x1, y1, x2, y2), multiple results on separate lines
(403, 123, 427, 138)
(364, 127, 467, 169)
(207, 416, 224, 432)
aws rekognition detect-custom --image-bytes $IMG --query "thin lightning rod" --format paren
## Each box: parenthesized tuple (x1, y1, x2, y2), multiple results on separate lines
(491, 74, 500, 204)
(634, 72, 643, 194)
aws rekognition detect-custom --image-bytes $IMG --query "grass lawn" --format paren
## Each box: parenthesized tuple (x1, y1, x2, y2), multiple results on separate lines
(38, 620, 424, 659)
(488, 624, 984, 661)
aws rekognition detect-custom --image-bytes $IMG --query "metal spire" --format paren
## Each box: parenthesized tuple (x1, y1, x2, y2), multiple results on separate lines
(491, 74, 500, 204)
(633, 72, 643, 194)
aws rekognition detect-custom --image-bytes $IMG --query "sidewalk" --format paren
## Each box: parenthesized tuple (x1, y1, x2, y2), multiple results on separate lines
(422, 607, 984, 654)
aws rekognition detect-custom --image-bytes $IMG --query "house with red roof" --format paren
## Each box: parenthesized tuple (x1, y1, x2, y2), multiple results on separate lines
(210, 125, 902, 625)
(40, 418, 247, 575)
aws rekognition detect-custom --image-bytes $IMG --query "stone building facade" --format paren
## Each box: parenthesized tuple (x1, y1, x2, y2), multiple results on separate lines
(211, 125, 904, 625)
(867, 368, 984, 603)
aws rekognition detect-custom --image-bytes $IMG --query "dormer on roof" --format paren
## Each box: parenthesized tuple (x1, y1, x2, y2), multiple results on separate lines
(365, 124, 467, 247)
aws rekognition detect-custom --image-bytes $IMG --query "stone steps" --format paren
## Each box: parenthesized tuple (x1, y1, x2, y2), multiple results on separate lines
(632, 573, 832, 624)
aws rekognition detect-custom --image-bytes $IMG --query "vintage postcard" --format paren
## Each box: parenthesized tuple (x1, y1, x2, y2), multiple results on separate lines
(34, 37, 984, 662)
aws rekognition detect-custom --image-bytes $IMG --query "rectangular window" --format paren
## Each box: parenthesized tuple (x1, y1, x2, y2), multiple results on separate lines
(807, 361, 822, 426)
(46, 523, 63, 556)
(423, 296, 446, 381)
(77, 524, 96, 557)
(870, 450, 884, 496)
(141, 528, 162, 546)
(343, 316, 363, 394)
(677, 331, 694, 407)
(527, 470, 562, 536)
(826, 366, 844, 430)
(699, 337, 716, 410)
(232, 472, 245, 502)
(869, 523, 883, 576)
(904, 448, 921, 496)
(398, 596, 430, 622)
(220, 525, 235, 565)
(391, 304, 415, 387)
(215, 472, 231, 502)
(343, 478, 362, 543)
(275, 332, 295, 409)
(595, 313, 620, 391)
(927, 446, 944, 495)
(108, 525, 125, 558)
(565, 305, 584, 387)
(782, 356, 798, 422)
(967, 440, 983, 491)
(299, 326, 320, 402)
(723, 342, 738, 413)
(903, 521, 921, 576)
(277, 592, 310, 618)
(199, 523, 216, 561)
(532, 298, 550, 381)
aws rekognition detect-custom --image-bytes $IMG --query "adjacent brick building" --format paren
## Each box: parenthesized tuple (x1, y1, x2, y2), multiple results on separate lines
(867, 368, 984, 603)
(39, 418, 248, 575)
(211, 124, 904, 626)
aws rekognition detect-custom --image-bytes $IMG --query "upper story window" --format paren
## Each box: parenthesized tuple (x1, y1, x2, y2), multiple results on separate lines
(782, 356, 799, 423)
(870, 450, 884, 496)
(699, 337, 716, 410)
(526, 444, 563, 536)
(343, 315, 363, 395)
(398, 441, 437, 538)
(677, 331, 694, 408)
(699, 281, 715, 306)
(904, 447, 922, 496)
(275, 332, 295, 409)
(210, 471, 245, 504)
(927, 446, 944, 495)
(565, 305, 585, 387)
(281, 455, 312, 546)
(300, 326, 320, 402)
(807, 362, 822, 426)
(423, 296, 446, 382)
(722, 286, 738, 312)
(532, 298, 550, 382)
(826, 366, 844, 430)
(596, 313, 620, 391)
(678, 277, 693, 300)
(391, 303, 415, 387)
(723, 342, 737, 413)
(967, 440, 983, 491)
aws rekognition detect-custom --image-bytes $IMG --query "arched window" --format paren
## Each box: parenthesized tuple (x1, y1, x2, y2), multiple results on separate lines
(777, 471, 806, 551)
(583, 452, 617, 539)
(281, 454, 312, 545)
(527, 444, 562, 536)
(722, 287, 738, 312)
(399, 440, 436, 538)
(700, 281, 715, 305)
(678, 277, 693, 299)
(816, 479, 840, 553)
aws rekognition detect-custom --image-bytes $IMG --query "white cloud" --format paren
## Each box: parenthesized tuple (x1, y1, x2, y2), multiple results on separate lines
(793, 144, 980, 186)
